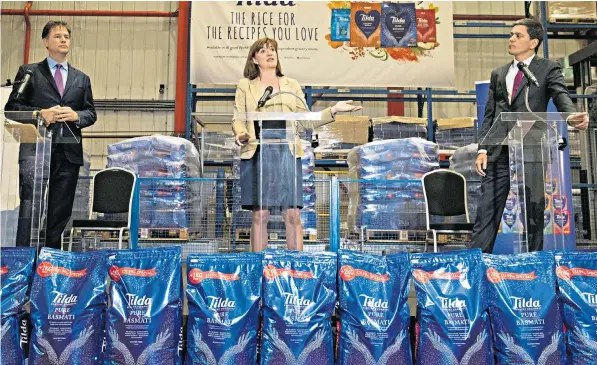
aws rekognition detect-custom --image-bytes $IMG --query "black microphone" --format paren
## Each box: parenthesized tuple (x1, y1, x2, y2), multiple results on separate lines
(517, 62, 540, 88)
(16, 69, 34, 96)
(257, 86, 274, 108)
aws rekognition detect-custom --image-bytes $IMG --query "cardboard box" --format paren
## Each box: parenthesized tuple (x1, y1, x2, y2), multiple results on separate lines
(547, 1, 597, 20)
(317, 115, 370, 145)
(436, 117, 475, 130)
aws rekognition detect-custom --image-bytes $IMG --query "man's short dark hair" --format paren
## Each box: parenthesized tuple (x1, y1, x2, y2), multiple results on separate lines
(41, 21, 71, 39)
(513, 18, 544, 53)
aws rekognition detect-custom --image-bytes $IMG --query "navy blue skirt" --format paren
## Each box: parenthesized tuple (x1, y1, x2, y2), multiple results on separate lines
(240, 144, 303, 210)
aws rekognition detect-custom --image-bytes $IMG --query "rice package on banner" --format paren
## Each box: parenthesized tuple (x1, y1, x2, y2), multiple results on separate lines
(29, 248, 108, 365)
(106, 247, 183, 365)
(337, 250, 412, 365)
(411, 249, 493, 365)
(1, 247, 36, 364)
(484, 252, 565, 365)
(185, 253, 262, 365)
(261, 250, 337, 365)
(555, 251, 597, 364)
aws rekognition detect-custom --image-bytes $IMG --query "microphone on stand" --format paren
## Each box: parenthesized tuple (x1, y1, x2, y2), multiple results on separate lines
(257, 86, 274, 108)
(517, 62, 540, 88)
(16, 69, 34, 96)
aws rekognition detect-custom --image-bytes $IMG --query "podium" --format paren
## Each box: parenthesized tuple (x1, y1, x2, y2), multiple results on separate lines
(479, 112, 575, 253)
(0, 111, 76, 249)
(233, 111, 323, 251)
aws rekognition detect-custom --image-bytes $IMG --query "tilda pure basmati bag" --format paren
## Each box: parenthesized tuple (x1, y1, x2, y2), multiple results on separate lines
(106, 247, 183, 365)
(337, 250, 412, 365)
(185, 253, 262, 365)
(1, 247, 36, 365)
(484, 252, 565, 365)
(411, 249, 493, 365)
(261, 250, 337, 365)
(29, 248, 108, 365)
(555, 251, 597, 365)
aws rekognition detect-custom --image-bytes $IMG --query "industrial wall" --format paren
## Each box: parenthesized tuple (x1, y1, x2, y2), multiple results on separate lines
(0, 1, 587, 169)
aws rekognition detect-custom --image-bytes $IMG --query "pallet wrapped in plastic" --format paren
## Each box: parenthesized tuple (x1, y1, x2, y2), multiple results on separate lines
(434, 118, 476, 149)
(347, 138, 439, 231)
(450, 143, 481, 222)
(372, 116, 427, 140)
(107, 136, 201, 230)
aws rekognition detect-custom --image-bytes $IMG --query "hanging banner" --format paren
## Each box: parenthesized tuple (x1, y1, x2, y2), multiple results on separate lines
(190, 1, 454, 87)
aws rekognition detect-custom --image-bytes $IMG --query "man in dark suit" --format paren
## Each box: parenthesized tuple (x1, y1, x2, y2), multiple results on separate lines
(5, 20, 96, 249)
(471, 18, 588, 253)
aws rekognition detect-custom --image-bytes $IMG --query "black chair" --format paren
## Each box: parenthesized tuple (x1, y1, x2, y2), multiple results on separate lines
(67, 167, 136, 251)
(422, 169, 474, 252)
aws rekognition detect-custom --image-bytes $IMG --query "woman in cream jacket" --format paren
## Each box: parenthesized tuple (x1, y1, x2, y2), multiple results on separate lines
(233, 37, 361, 252)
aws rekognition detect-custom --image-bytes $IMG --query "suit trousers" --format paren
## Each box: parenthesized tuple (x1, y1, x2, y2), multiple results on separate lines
(470, 152, 545, 253)
(16, 149, 79, 249)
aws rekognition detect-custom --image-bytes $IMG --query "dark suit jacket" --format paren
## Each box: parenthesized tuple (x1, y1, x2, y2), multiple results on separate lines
(4, 59, 96, 165)
(478, 57, 576, 162)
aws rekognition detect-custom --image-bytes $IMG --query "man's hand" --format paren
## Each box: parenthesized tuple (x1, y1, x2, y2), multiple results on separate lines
(567, 112, 589, 130)
(40, 107, 59, 126)
(235, 132, 250, 146)
(475, 153, 488, 177)
(54, 106, 78, 122)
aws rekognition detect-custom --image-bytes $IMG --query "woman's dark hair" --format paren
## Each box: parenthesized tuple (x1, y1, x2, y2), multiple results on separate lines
(243, 37, 284, 80)
(42, 21, 71, 39)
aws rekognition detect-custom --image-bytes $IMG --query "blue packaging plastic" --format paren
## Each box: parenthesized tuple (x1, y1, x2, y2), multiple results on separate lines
(1, 247, 36, 365)
(411, 249, 493, 365)
(337, 250, 412, 365)
(106, 247, 183, 365)
(484, 252, 564, 365)
(260, 250, 337, 365)
(185, 253, 262, 364)
(555, 251, 597, 365)
(29, 248, 108, 365)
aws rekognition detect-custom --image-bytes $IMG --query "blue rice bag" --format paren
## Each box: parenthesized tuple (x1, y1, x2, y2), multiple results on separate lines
(555, 250, 597, 365)
(411, 249, 493, 365)
(29, 248, 108, 365)
(484, 252, 565, 365)
(185, 253, 262, 364)
(260, 250, 336, 365)
(337, 250, 412, 365)
(106, 247, 183, 365)
(1, 247, 36, 365)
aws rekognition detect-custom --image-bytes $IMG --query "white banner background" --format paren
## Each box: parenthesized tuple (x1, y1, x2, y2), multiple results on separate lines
(190, 1, 454, 87)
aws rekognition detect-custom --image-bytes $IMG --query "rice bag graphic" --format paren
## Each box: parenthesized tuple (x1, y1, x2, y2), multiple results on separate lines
(350, 2, 381, 48)
(381, 2, 417, 48)
(337, 250, 412, 365)
(261, 250, 337, 365)
(1, 247, 36, 365)
(29, 248, 108, 365)
(106, 247, 183, 365)
(411, 249, 493, 365)
(555, 251, 597, 365)
(484, 252, 565, 365)
(185, 253, 262, 365)
(331, 8, 350, 42)
(416, 9, 437, 43)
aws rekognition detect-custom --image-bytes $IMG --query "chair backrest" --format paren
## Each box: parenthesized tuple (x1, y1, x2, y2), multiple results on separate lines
(422, 169, 469, 218)
(91, 168, 136, 215)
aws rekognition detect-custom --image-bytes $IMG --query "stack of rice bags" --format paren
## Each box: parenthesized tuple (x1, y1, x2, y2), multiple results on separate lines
(348, 138, 439, 231)
(449, 143, 481, 222)
(434, 117, 476, 149)
(107, 135, 201, 231)
(372, 116, 427, 140)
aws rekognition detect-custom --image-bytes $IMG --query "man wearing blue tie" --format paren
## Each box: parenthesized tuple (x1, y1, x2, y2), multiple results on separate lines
(5, 20, 96, 249)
